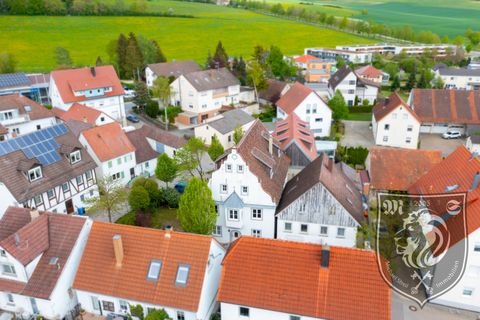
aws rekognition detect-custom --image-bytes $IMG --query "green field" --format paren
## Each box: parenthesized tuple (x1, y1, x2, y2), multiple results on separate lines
(0, 1, 373, 72)
(265, 0, 480, 38)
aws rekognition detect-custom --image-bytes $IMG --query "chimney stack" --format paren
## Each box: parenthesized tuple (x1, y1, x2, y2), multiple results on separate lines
(112, 235, 124, 267)
(165, 225, 173, 239)
(321, 245, 330, 268)
(90, 67, 96, 77)
(268, 135, 273, 155)
(30, 208, 40, 220)
(470, 171, 480, 191)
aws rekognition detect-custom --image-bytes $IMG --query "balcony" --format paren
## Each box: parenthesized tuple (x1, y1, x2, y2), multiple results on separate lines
(1, 114, 30, 126)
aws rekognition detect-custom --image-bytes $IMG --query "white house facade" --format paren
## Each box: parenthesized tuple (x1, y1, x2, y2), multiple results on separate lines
(433, 65, 480, 90)
(328, 66, 379, 106)
(372, 93, 421, 149)
(145, 60, 201, 88)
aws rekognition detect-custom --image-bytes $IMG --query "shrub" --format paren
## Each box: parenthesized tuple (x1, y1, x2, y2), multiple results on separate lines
(145, 100, 159, 118)
(349, 106, 373, 113)
(129, 185, 150, 211)
(160, 187, 180, 208)
(129, 304, 144, 320)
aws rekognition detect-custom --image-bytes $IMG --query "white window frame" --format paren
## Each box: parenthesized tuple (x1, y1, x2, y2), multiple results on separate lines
(213, 225, 222, 236)
(337, 227, 346, 238)
(175, 265, 190, 286)
(147, 260, 162, 280)
(119, 300, 128, 312)
(462, 288, 474, 297)
(252, 229, 261, 237)
(28, 167, 42, 182)
(225, 164, 232, 172)
(220, 184, 228, 194)
(300, 224, 308, 234)
(47, 189, 55, 199)
(241, 186, 248, 195)
(284, 222, 292, 232)
(237, 165, 244, 173)
(252, 208, 262, 220)
(320, 226, 328, 236)
(2, 264, 16, 276)
(70, 150, 81, 164)
(229, 209, 239, 221)
(62, 182, 70, 193)
(34, 194, 43, 206)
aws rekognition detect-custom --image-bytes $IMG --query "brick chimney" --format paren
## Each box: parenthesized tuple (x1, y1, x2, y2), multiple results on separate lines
(113, 235, 124, 267)
(30, 208, 40, 220)
(321, 245, 330, 268)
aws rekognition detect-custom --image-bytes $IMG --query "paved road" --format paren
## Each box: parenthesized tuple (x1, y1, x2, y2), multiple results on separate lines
(340, 120, 374, 148)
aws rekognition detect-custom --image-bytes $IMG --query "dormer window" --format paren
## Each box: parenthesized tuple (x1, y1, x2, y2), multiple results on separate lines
(70, 150, 81, 164)
(28, 167, 42, 182)
(175, 265, 190, 286)
(147, 260, 162, 281)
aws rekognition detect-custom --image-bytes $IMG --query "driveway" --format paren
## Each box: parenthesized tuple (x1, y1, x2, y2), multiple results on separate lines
(392, 292, 478, 320)
(419, 134, 465, 156)
(340, 120, 374, 148)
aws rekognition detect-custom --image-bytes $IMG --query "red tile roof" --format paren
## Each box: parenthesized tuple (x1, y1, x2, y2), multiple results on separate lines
(81, 122, 135, 162)
(273, 113, 317, 162)
(56, 103, 106, 125)
(408, 146, 480, 248)
(51, 66, 124, 104)
(369, 146, 442, 191)
(0, 207, 87, 299)
(294, 54, 317, 64)
(218, 237, 391, 320)
(73, 222, 217, 312)
(276, 82, 316, 114)
(373, 92, 420, 122)
(411, 89, 480, 124)
(355, 65, 384, 78)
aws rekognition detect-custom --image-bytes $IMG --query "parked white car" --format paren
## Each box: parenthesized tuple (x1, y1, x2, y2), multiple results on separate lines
(442, 130, 462, 139)
(124, 89, 136, 98)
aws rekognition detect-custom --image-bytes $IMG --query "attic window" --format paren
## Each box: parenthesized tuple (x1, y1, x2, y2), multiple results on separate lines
(147, 260, 162, 281)
(28, 167, 42, 182)
(175, 265, 190, 286)
(49, 257, 59, 265)
(24, 106, 32, 112)
(70, 150, 81, 164)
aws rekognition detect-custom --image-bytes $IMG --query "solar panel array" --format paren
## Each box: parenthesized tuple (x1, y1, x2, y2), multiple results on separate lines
(0, 124, 69, 166)
(0, 73, 30, 89)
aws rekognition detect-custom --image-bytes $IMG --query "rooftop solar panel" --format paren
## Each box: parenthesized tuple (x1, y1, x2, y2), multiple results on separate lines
(0, 73, 30, 89)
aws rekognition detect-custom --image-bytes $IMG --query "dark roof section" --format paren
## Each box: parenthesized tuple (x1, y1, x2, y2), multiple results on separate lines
(411, 89, 480, 124)
(64, 119, 94, 138)
(0, 73, 30, 89)
(233, 120, 290, 204)
(0, 94, 54, 120)
(328, 66, 352, 88)
(147, 60, 201, 78)
(207, 109, 254, 134)
(0, 127, 97, 203)
(276, 154, 364, 223)
(184, 68, 240, 92)
(373, 92, 419, 122)
(437, 67, 480, 76)
(259, 79, 289, 103)
(0, 207, 87, 299)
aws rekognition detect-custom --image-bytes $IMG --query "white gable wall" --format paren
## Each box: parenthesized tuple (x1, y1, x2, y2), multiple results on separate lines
(293, 93, 332, 137)
(373, 106, 420, 149)
(220, 303, 320, 320)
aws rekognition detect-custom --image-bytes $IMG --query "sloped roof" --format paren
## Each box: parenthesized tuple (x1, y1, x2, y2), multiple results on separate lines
(276, 82, 315, 114)
(82, 122, 135, 162)
(50, 66, 124, 104)
(73, 222, 218, 312)
(328, 66, 352, 88)
(437, 67, 480, 77)
(0, 94, 54, 121)
(276, 154, 363, 223)
(207, 109, 254, 135)
(294, 54, 317, 64)
(258, 79, 289, 103)
(408, 146, 480, 249)
(56, 103, 106, 125)
(64, 119, 94, 138)
(0, 73, 30, 89)
(230, 120, 290, 204)
(369, 146, 442, 191)
(373, 92, 420, 122)
(0, 207, 87, 299)
(147, 60, 201, 78)
(411, 89, 480, 124)
(218, 237, 390, 320)
(355, 65, 384, 78)
(273, 113, 317, 162)
(184, 68, 239, 92)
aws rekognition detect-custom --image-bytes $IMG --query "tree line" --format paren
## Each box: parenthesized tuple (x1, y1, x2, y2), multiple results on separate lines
(0, 0, 194, 17)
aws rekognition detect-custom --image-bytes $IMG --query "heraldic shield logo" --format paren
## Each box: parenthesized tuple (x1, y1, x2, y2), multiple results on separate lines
(376, 193, 468, 307)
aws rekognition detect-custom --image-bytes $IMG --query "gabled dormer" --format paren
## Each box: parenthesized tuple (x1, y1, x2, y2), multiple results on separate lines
(17, 159, 43, 182)
(59, 144, 82, 165)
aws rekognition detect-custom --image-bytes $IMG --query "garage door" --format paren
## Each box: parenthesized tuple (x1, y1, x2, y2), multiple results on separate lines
(420, 124, 433, 133)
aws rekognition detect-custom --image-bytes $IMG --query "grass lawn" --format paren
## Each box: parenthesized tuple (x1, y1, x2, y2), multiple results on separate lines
(0, 0, 373, 72)
(345, 112, 371, 121)
(116, 207, 182, 230)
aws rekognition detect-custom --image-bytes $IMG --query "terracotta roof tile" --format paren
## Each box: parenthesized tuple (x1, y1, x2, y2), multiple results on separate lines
(57, 103, 106, 125)
(0, 94, 54, 121)
(218, 237, 390, 320)
(82, 122, 135, 162)
(411, 89, 480, 124)
(50, 66, 124, 104)
(273, 114, 317, 162)
(276, 155, 364, 223)
(408, 146, 480, 249)
(355, 65, 384, 78)
(233, 120, 290, 204)
(373, 92, 420, 122)
(73, 222, 216, 312)
(369, 146, 442, 191)
(276, 82, 315, 114)
(294, 54, 317, 64)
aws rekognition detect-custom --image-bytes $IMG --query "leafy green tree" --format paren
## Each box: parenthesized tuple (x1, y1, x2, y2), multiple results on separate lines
(335, 55, 346, 69)
(116, 33, 128, 78)
(246, 60, 267, 103)
(151, 76, 171, 129)
(111, 0, 126, 14)
(129, 185, 150, 211)
(0, 52, 17, 74)
(252, 44, 266, 65)
(145, 100, 160, 118)
(418, 69, 433, 88)
(339, 16, 348, 30)
(54, 47, 73, 67)
(155, 153, 178, 187)
(390, 75, 400, 91)
(44, 0, 66, 14)
(160, 187, 180, 208)
(137, 35, 166, 65)
(27, 0, 45, 14)
(124, 32, 143, 79)
(144, 309, 170, 320)
(132, 177, 159, 206)
(211, 40, 229, 69)
(174, 137, 208, 180)
(95, 56, 103, 66)
(232, 56, 246, 84)
(328, 90, 349, 121)
(133, 81, 149, 107)
(83, 176, 128, 223)
(208, 135, 224, 161)
(266, 45, 295, 80)
(233, 125, 243, 145)
(433, 76, 445, 89)
(129, 304, 144, 320)
(406, 69, 417, 90)
(177, 177, 216, 235)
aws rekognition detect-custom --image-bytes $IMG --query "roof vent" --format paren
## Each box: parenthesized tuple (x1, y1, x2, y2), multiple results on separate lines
(321, 245, 330, 268)
(49, 257, 59, 265)
(24, 105, 32, 112)
(445, 184, 459, 192)
(90, 67, 96, 77)
(469, 171, 480, 191)
(14, 233, 20, 247)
